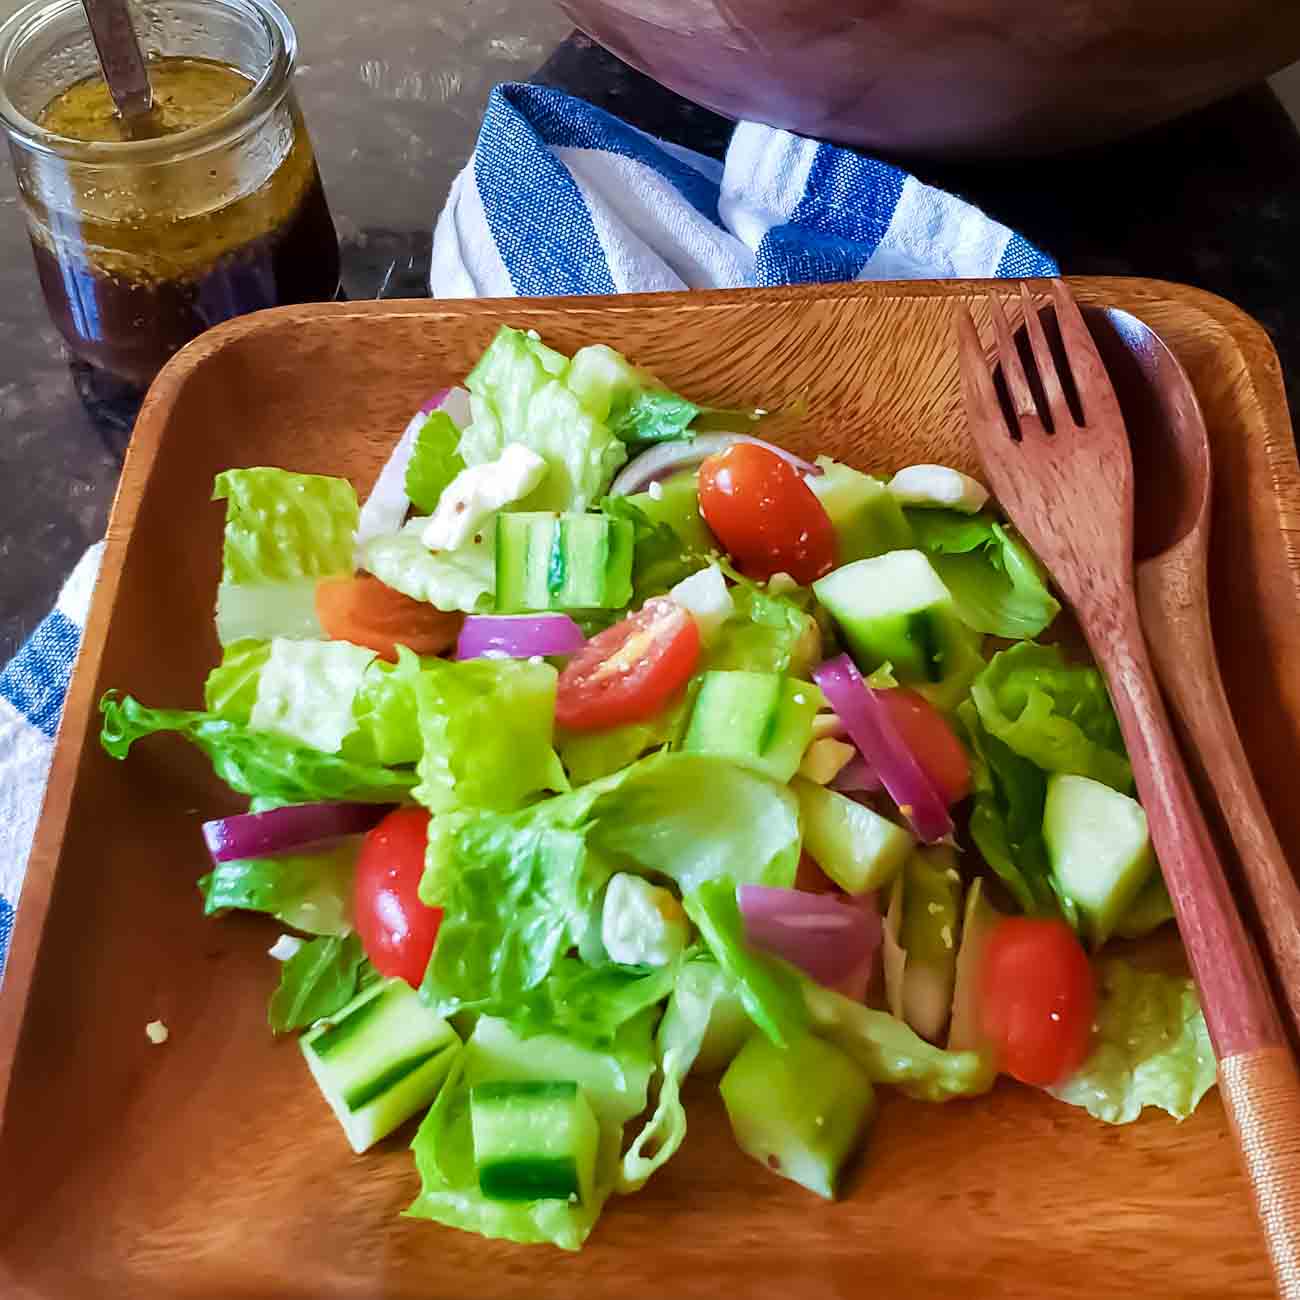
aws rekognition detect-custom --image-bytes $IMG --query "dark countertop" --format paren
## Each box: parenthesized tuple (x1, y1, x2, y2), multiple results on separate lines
(2, 12, 1299, 659)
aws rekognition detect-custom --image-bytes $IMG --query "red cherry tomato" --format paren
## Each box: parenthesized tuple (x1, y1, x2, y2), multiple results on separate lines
(697, 443, 836, 584)
(795, 849, 843, 894)
(876, 687, 972, 805)
(353, 808, 442, 988)
(556, 597, 700, 732)
(979, 918, 1096, 1086)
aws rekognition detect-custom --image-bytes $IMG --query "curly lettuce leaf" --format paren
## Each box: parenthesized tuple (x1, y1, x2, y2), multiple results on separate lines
(199, 838, 358, 936)
(804, 982, 995, 1101)
(359, 517, 495, 613)
(1048, 960, 1216, 1124)
(407, 1012, 654, 1250)
(405, 409, 466, 515)
(907, 509, 1060, 639)
(249, 639, 377, 754)
(970, 642, 1132, 791)
(267, 933, 365, 1033)
(99, 692, 417, 806)
(682, 878, 808, 1049)
(203, 639, 271, 723)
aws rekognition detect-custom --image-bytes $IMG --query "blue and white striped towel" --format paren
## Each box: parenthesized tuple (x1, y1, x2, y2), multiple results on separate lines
(0, 82, 1054, 982)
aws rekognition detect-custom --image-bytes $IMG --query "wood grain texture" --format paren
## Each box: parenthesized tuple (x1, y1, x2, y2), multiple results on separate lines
(0, 278, 1297, 1299)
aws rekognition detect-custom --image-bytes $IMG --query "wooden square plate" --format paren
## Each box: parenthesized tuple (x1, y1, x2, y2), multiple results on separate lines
(3, 279, 1298, 1300)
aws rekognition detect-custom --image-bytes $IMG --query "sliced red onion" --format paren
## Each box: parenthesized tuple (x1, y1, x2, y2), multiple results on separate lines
(829, 754, 882, 794)
(455, 614, 586, 661)
(812, 655, 953, 843)
(418, 386, 451, 415)
(608, 433, 821, 497)
(202, 802, 394, 865)
(738, 884, 882, 990)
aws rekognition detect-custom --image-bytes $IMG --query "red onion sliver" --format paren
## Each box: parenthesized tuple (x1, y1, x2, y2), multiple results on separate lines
(738, 884, 882, 989)
(202, 802, 395, 865)
(812, 655, 953, 843)
(608, 432, 821, 497)
(455, 614, 586, 661)
(418, 386, 451, 415)
(829, 754, 882, 794)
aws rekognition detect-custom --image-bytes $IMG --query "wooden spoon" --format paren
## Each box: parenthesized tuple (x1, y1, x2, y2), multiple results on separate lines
(1085, 304, 1300, 1046)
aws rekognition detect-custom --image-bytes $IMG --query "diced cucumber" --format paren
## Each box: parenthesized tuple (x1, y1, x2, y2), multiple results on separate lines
(566, 343, 643, 422)
(1044, 773, 1154, 947)
(899, 848, 963, 1043)
(657, 959, 752, 1076)
(626, 470, 716, 556)
(682, 672, 818, 783)
(494, 511, 634, 612)
(720, 1031, 875, 1200)
(812, 550, 977, 686)
(807, 457, 914, 563)
(793, 778, 913, 894)
(470, 1080, 600, 1204)
(947, 878, 1002, 1070)
(300, 977, 460, 1153)
(1114, 870, 1175, 939)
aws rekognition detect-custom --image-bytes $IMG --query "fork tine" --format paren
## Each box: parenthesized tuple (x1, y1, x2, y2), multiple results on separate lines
(1048, 278, 1109, 426)
(954, 303, 1009, 439)
(986, 292, 1044, 437)
(1018, 282, 1076, 433)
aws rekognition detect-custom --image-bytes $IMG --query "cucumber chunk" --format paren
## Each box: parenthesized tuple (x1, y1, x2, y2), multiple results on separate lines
(470, 1079, 600, 1204)
(812, 550, 975, 686)
(494, 511, 634, 612)
(683, 671, 818, 783)
(806, 457, 913, 563)
(793, 777, 913, 894)
(1044, 773, 1154, 947)
(720, 1031, 875, 1200)
(300, 977, 460, 1153)
(899, 848, 963, 1043)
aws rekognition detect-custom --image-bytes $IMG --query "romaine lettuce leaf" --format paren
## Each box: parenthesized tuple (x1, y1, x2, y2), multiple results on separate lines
(400, 651, 568, 814)
(407, 1011, 654, 1250)
(249, 639, 377, 754)
(405, 409, 465, 515)
(682, 878, 808, 1049)
(970, 642, 1132, 791)
(705, 579, 819, 677)
(567, 342, 701, 444)
(344, 658, 425, 767)
(506, 957, 678, 1047)
(359, 517, 495, 613)
(1048, 960, 1216, 1124)
(804, 982, 995, 1101)
(907, 509, 1060, 639)
(267, 933, 365, 1033)
(212, 469, 358, 645)
(100, 692, 417, 806)
(557, 699, 688, 786)
(199, 837, 358, 935)
(203, 638, 271, 723)
(460, 327, 627, 513)
(611, 389, 701, 444)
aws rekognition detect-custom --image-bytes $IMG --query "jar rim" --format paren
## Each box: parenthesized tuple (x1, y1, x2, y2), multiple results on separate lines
(0, 0, 296, 164)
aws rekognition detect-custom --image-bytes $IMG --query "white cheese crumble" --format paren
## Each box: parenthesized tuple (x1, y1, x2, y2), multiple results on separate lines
(647, 480, 664, 500)
(421, 442, 548, 551)
(601, 873, 690, 967)
(669, 563, 734, 644)
(887, 464, 989, 514)
(145, 1020, 169, 1045)
(268, 934, 304, 962)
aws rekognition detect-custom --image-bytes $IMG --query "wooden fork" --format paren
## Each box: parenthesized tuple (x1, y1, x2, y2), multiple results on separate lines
(956, 279, 1300, 1298)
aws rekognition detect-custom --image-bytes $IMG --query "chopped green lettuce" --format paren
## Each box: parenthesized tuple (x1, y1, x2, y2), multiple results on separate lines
(506, 958, 678, 1047)
(267, 933, 366, 1033)
(407, 1011, 655, 1250)
(359, 517, 495, 613)
(399, 651, 568, 814)
(566, 342, 701, 444)
(200, 837, 358, 935)
(212, 468, 358, 645)
(705, 579, 819, 677)
(682, 878, 808, 1049)
(907, 509, 1060, 639)
(343, 659, 425, 767)
(405, 410, 466, 514)
(100, 692, 417, 806)
(249, 639, 377, 754)
(971, 642, 1132, 792)
(203, 638, 271, 723)
(804, 983, 995, 1101)
(1048, 960, 1216, 1124)
(459, 327, 627, 512)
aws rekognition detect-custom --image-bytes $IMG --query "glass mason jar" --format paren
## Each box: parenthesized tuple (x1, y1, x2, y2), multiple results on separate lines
(0, 0, 340, 389)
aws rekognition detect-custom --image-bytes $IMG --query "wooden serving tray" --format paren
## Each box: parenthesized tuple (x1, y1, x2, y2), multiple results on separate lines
(2, 279, 1296, 1300)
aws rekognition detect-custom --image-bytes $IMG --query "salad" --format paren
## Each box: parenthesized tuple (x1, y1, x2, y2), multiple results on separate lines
(100, 326, 1216, 1251)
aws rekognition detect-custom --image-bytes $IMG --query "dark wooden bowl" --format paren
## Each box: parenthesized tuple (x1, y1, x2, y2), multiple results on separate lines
(557, 0, 1300, 157)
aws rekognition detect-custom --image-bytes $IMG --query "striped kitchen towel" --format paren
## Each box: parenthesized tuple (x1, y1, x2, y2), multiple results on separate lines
(0, 83, 1055, 982)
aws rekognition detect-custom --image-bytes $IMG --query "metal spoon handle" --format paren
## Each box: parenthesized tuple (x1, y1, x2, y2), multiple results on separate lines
(81, 0, 153, 120)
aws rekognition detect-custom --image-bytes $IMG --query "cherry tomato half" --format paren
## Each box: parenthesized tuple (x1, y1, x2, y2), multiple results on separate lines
(697, 443, 836, 585)
(795, 849, 843, 894)
(876, 688, 972, 805)
(556, 597, 700, 732)
(316, 574, 463, 661)
(979, 918, 1096, 1086)
(353, 807, 442, 988)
